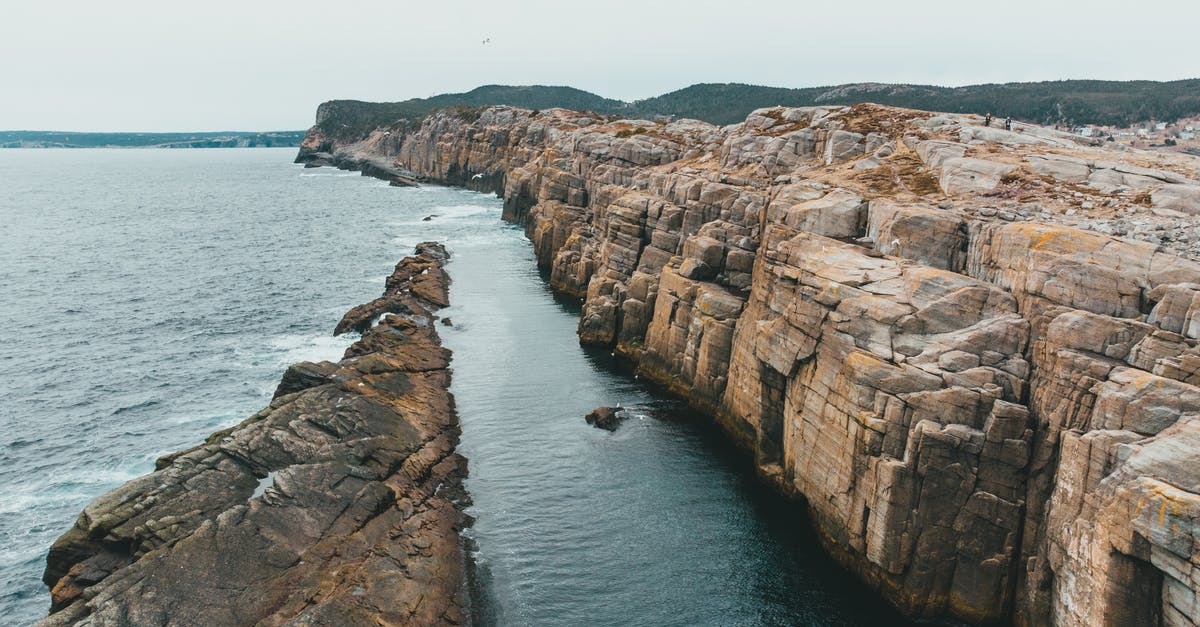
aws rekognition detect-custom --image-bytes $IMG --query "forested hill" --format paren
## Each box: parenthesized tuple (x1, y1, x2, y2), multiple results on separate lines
(311, 85, 623, 140)
(312, 79, 1200, 140)
(631, 80, 1200, 126)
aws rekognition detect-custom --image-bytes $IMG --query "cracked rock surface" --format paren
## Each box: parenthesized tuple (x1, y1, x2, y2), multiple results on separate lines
(296, 102, 1200, 625)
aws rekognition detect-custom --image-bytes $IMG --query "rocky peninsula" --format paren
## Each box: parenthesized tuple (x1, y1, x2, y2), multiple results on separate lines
(40, 243, 468, 626)
(296, 103, 1200, 626)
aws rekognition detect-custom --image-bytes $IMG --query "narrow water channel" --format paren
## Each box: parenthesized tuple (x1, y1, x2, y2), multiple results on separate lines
(433, 197, 911, 626)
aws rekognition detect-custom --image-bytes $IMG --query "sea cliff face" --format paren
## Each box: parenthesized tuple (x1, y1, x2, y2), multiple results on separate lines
(298, 104, 1200, 625)
(40, 244, 468, 626)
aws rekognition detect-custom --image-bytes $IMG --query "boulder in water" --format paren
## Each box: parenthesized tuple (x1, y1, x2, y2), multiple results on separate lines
(585, 406, 625, 431)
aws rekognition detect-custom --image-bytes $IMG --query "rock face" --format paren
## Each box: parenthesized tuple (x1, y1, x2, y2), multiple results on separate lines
(296, 101, 1200, 626)
(41, 244, 468, 626)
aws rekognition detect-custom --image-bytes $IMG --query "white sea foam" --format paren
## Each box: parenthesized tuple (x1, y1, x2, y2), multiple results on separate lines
(430, 204, 499, 219)
(164, 410, 239, 429)
(269, 333, 352, 366)
(0, 467, 145, 515)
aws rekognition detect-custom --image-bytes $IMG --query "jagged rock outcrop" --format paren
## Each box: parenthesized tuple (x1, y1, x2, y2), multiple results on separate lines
(298, 101, 1200, 625)
(334, 241, 451, 335)
(41, 244, 468, 626)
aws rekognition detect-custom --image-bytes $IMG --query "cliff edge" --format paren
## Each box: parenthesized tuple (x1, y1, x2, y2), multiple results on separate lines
(298, 102, 1200, 626)
(40, 243, 468, 626)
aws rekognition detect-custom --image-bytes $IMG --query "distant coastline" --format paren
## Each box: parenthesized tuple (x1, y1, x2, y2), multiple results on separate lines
(1, 130, 304, 148)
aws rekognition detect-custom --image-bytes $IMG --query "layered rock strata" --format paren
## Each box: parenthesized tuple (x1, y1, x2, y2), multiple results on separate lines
(297, 102, 1200, 626)
(41, 244, 468, 626)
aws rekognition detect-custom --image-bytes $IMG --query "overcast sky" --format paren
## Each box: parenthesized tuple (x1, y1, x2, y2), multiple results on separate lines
(4, 0, 1197, 132)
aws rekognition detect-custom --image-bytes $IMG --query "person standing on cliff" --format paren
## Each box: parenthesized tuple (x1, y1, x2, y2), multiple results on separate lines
(1005, 116, 1012, 131)
(985, 112, 992, 127)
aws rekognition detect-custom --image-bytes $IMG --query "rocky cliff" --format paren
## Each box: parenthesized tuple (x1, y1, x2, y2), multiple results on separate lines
(40, 243, 469, 626)
(298, 102, 1200, 626)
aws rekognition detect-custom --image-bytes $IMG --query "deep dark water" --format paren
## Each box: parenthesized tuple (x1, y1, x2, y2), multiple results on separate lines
(1, 148, 909, 626)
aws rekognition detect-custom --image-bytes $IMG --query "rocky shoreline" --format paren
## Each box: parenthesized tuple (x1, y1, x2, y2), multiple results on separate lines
(40, 243, 469, 626)
(297, 103, 1200, 626)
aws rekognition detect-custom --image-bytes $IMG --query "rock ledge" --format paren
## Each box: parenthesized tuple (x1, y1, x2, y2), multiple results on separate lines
(41, 243, 468, 626)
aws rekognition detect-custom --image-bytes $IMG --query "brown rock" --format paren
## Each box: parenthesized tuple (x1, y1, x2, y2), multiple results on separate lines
(585, 406, 625, 431)
(41, 244, 467, 626)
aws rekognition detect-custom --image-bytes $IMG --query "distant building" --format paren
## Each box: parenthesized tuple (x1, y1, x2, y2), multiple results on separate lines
(1186, 125, 1196, 132)
(1138, 129, 1150, 137)
(1181, 132, 1196, 140)
(1077, 127, 1095, 137)
(1155, 122, 1168, 131)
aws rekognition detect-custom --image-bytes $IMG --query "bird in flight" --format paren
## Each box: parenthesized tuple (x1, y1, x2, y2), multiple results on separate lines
(482, 37, 491, 45)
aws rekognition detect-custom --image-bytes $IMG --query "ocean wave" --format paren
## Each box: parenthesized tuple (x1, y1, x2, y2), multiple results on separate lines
(0, 467, 145, 515)
(429, 204, 500, 218)
(269, 333, 352, 366)
(110, 398, 160, 416)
